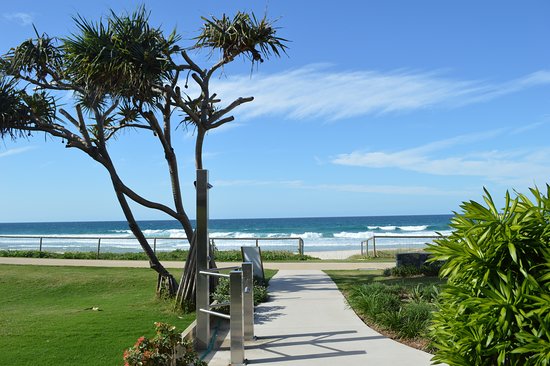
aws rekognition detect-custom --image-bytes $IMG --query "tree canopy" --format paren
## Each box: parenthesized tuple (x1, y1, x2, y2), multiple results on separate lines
(0, 6, 288, 306)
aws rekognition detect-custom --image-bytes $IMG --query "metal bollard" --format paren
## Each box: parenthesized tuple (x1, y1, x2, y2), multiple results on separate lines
(196, 169, 211, 349)
(242, 262, 254, 341)
(230, 270, 245, 366)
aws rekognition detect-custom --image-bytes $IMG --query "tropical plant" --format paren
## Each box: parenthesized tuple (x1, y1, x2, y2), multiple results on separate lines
(123, 322, 206, 366)
(348, 282, 436, 340)
(0, 7, 287, 308)
(211, 277, 269, 314)
(427, 186, 550, 365)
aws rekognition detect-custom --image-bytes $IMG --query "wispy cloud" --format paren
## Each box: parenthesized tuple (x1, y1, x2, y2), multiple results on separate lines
(3, 12, 34, 26)
(214, 179, 304, 188)
(0, 146, 36, 158)
(204, 65, 550, 121)
(214, 178, 469, 196)
(312, 183, 470, 196)
(332, 127, 550, 186)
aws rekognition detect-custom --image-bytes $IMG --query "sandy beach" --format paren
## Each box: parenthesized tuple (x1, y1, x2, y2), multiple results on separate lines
(306, 249, 363, 260)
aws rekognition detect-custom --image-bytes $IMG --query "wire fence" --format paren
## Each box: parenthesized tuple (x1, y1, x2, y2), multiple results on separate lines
(361, 234, 447, 257)
(0, 235, 304, 257)
(0, 234, 446, 259)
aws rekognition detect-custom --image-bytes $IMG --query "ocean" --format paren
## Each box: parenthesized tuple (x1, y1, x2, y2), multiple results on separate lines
(0, 215, 452, 255)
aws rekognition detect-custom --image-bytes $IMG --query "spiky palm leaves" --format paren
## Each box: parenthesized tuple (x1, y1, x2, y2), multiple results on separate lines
(63, 6, 179, 103)
(2, 28, 64, 83)
(0, 77, 56, 139)
(194, 12, 288, 64)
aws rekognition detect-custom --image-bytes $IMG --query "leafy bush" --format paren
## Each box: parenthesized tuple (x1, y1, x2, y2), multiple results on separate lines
(420, 260, 444, 277)
(349, 282, 436, 339)
(380, 301, 434, 339)
(0, 248, 319, 261)
(409, 284, 440, 303)
(213, 249, 318, 261)
(123, 322, 205, 366)
(211, 277, 269, 314)
(349, 283, 402, 323)
(427, 187, 550, 366)
(383, 265, 423, 277)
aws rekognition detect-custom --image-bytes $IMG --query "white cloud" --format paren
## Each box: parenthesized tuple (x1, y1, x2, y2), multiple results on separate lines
(203, 65, 550, 121)
(213, 178, 468, 196)
(332, 129, 550, 186)
(0, 146, 36, 158)
(312, 183, 469, 196)
(3, 12, 33, 26)
(214, 179, 303, 188)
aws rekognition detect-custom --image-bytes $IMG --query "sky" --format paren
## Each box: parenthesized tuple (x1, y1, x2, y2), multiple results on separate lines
(1, 1, 550, 222)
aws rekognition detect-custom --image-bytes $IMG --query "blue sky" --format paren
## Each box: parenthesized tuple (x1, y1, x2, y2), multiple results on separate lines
(1, 1, 550, 222)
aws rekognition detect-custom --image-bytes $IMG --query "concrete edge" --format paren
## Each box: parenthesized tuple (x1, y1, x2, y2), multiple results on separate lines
(181, 319, 196, 341)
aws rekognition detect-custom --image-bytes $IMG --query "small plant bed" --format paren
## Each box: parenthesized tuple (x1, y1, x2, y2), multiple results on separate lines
(0, 264, 195, 366)
(0, 249, 319, 261)
(347, 249, 434, 263)
(211, 269, 277, 314)
(325, 269, 445, 351)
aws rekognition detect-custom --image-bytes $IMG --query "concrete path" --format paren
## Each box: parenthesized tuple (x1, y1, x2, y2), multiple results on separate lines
(207, 270, 434, 366)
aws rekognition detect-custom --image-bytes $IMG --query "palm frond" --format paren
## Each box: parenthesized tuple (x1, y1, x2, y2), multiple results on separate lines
(194, 12, 288, 64)
(1, 31, 63, 81)
(63, 6, 180, 105)
(0, 77, 56, 139)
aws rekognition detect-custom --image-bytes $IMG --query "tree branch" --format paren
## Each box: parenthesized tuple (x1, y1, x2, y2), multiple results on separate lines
(104, 123, 153, 141)
(208, 96, 254, 127)
(75, 105, 93, 146)
(209, 116, 234, 129)
(181, 50, 204, 76)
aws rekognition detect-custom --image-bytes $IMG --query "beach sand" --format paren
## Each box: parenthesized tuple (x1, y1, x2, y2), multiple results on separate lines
(306, 249, 363, 260)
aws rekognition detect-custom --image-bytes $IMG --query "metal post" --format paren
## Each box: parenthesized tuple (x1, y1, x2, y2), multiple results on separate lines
(242, 262, 254, 341)
(255, 239, 259, 247)
(153, 238, 157, 254)
(373, 236, 377, 257)
(299, 238, 304, 255)
(230, 270, 245, 366)
(39, 237, 43, 253)
(196, 169, 210, 349)
(97, 238, 101, 259)
(361, 241, 364, 256)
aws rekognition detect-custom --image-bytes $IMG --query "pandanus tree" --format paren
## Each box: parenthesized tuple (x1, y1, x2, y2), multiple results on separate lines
(0, 7, 287, 307)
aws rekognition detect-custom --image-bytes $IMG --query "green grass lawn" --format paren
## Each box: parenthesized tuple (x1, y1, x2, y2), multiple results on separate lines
(0, 264, 195, 366)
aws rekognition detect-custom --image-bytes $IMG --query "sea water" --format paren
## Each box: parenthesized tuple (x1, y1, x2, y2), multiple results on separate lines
(0, 215, 453, 254)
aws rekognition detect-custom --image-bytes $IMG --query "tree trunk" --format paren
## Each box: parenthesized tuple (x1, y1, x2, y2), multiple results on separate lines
(100, 153, 179, 297)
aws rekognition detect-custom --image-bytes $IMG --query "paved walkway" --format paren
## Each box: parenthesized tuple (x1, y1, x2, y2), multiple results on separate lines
(207, 270, 434, 366)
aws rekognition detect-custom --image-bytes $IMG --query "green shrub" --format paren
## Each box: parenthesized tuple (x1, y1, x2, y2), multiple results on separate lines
(427, 187, 550, 366)
(380, 301, 434, 339)
(211, 277, 269, 314)
(349, 282, 436, 339)
(349, 283, 402, 322)
(123, 322, 205, 366)
(420, 260, 444, 277)
(0, 248, 319, 261)
(383, 265, 423, 277)
(213, 249, 318, 261)
(409, 284, 440, 303)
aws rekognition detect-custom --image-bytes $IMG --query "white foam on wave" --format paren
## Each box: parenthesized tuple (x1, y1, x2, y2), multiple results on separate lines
(333, 231, 373, 239)
(398, 225, 428, 231)
(210, 232, 257, 239)
(366, 225, 397, 231)
(291, 232, 323, 239)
